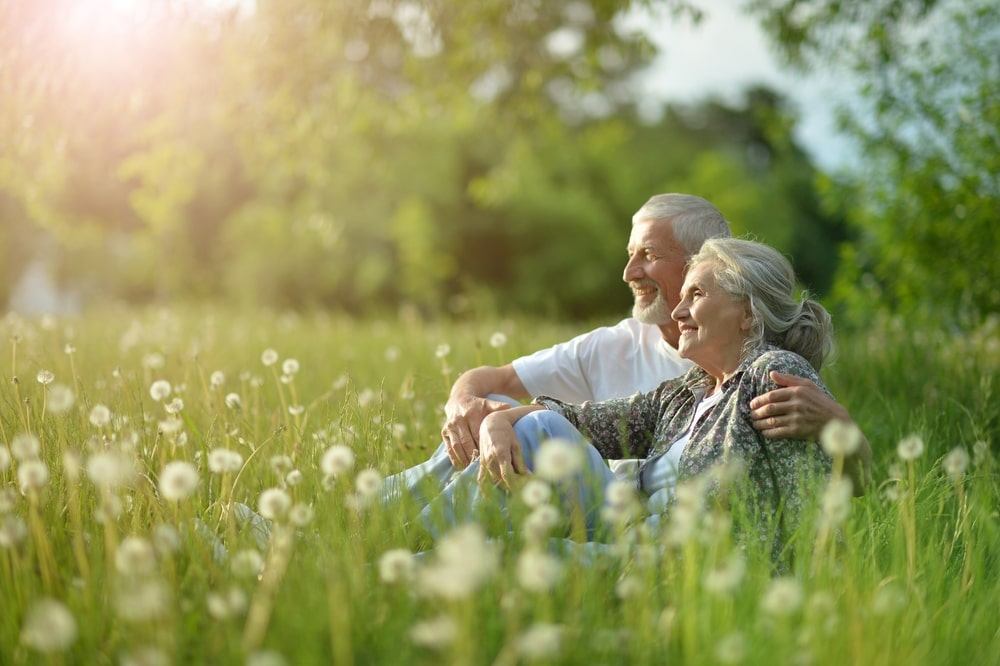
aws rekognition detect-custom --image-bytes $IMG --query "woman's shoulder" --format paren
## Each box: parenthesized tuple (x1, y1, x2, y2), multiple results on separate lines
(746, 346, 821, 382)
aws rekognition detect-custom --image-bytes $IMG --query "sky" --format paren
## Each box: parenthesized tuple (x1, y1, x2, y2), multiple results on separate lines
(626, 1, 855, 170)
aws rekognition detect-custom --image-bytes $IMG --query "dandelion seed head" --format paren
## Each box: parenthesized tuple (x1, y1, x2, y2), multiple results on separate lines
(270, 455, 293, 474)
(246, 650, 288, 666)
(417, 524, 498, 600)
(615, 575, 642, 599)
(409, 615, 456, 649)
(384, 346, 400, 362)
(231, 549, 265, 578)
(158, 418, 183, 435)
(760, 576, 804, 616)
(47, 384, 75, 414)
(356, 387, 375, 407)
(36, 369, 55, 385)
(206, 586, 248, 620)
(871, 584, 906, 615)
(516, 549, 563, 592)
(142, 352, 165, 370)
(18, 460, 49, 493)
(285, 469, 303, 487)
(223, 392, 242, 411)
(261, 349, 279, 366)
(0, 487, 17, 513)
(96, 496, 123, 524)
(605, 479, 639, 508)
(207, 448, 243, 474)
(489, 331, 508, 349)
(321, 445, 356, 477)
(20, 598, 77, 653)
(704, 553, 746, 596)
(378, 548, 416, 584)
(258, 487, 292, 520)
(819, 477, 854, 529)
(64, 343, 76, 355)
(149, 380, 171, 402)
(354, 468, 383, 499)
(0, 446, 10, 471)
(86, 451, 137, 488)
(158, 461, 199, 501)
(281, 358, 299, 375)
(120, 646, 171, 666)
(210, 371, 225, 388)
(715, 632, 746, 664)
(10, 433, 40, 461)
(164, 398, 184, 415)
(115, 536, 157, 577)
(973, 440, 989, 466)
(151, 524, 181, 555)
(89, 404, 112, 428)
(289, 503, 313, 527)
(0, 515, 28, 548)
(520, 478, 553, 508)
(820, 419, 862, 457)
(523, 503, 562, 543)
(534, 438, 584, 482)
(943, 446, 970, 481)
(897, 434, 925, 461)
(288, 404, 304, 416)
(516, 623, 563, 659)
(115, 578, 171, 622)
(434, 343, 450, 359)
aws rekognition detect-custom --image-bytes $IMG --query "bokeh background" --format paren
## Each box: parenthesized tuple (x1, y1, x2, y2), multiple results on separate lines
(2, 0, 997, 328)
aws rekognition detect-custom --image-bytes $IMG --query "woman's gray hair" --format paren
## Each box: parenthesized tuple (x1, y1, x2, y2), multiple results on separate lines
(690, 238, 835, 371)
(632, 193, 732, 257)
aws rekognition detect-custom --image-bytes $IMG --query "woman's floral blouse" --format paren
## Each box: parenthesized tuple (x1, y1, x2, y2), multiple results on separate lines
(533, 344, 833, 562)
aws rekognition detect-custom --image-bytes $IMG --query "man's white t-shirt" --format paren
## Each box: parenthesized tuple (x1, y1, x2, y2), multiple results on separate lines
(512, 317, 692, 402)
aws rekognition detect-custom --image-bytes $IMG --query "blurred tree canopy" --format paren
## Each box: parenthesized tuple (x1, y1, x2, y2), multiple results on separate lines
(2, 0, 845, 319)
(748, 0, 1000, 327)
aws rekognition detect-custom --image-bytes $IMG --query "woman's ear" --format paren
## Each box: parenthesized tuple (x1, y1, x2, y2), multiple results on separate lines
(740, 301, 754, 331)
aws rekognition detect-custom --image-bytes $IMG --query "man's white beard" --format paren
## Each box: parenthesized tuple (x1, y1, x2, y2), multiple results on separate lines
(633, 294, 672, 325)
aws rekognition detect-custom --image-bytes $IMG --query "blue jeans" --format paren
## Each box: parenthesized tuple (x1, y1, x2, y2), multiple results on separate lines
(385, 407, 618, 540)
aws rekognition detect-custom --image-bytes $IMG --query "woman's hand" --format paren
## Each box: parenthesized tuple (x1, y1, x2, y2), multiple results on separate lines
(477, 405, 542, 489)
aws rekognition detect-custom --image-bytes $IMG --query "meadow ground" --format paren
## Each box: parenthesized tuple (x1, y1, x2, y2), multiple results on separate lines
(0, 306, 997, 665)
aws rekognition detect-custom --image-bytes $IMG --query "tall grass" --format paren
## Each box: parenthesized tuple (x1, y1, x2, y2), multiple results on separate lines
(0, 306, 996, 665)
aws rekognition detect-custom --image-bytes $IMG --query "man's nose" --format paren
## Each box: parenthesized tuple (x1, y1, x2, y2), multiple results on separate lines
(623, 255, 642, 282)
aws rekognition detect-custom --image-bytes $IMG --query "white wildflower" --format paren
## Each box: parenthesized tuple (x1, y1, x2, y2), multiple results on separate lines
(289, 503, 314, 527)
(704, 553, 746, 596)
(158, 418, 183, 435)
(520, 479, 552, 508)
(270, 455, 293, 474)
(46, 384, 75, 414)
(95, 495, 123, 523)
(321, 445, 355, 477)
(115, 536, 157, 577)
(516, 623, 564, 659)
(86, 451, 137, 488)
(820, 419, 862, 457)
(258, 488, 291, 520)
(356, 387, 375, 407)
(0, 515, 28, 548)
(18, 460, 49, 493)
(151, 524, 181, 555)
(224, 392, 242, 410)
(434, 343, 450, 359)
(534, 438, 584, 482)
(261, 349, 279, 366)
(89, 404, 112, 428)
(149, 380, 171, 402)
(142, 352, 165, 369)
(489, 331, 508, 349)
(120, 646, 171, 666)
(897, 434, 925, 461)
(715, 632, 746, 664)
(210, 371, 225, 388)
(10, 433, 40, 461)
(354, 468, 383, 499)
(164, 398, 184, 415)
(158, 461, 199, 501)
(378, 548, 416, 584)
(115, 578, 171, 622)
(760, 576, 804, 616)
(417, 524, 498, 600)
(819, 477, 854, 529)
(206, 586, 248, 620)
(0, 446, 9, 471)
(231, 549, 265, 578)
(207, 448, 243, 474)
(523, 503, 562, 543)
(288, 404, 304, 416)
(281, 358, 299, 376)
(0, 486, 16, 512)
(615, 575, 642, 599)
(246, 650, 288, 666)
(20, 598, 77, 653)
(384, 346, 400, 362)
(36, 369, 55, 385)
(942, 447, 970, 481)
(285, 469, 303, 487)
(410, 614, 456, 649)
(516, 549, 563, 592)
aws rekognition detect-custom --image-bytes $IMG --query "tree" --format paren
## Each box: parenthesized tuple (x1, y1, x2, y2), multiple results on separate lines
(747, 0, 1000, 326)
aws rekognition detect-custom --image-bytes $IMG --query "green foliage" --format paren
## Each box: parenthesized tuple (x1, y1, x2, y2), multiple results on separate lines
(750, 0, 999, 327)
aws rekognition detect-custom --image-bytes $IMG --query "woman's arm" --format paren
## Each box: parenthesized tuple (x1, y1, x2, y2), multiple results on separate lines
(477, 405, 545, 488)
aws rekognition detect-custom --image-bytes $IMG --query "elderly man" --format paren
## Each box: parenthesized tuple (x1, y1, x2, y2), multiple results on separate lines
(385, 193, 871, 502)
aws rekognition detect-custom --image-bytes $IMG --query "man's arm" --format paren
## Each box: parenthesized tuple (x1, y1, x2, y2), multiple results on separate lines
(442, 364, 531, 469)
(749, 371, 872, 495)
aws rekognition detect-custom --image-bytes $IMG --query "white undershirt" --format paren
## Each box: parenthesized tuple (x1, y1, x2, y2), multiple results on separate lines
(642, 388, 724, 513)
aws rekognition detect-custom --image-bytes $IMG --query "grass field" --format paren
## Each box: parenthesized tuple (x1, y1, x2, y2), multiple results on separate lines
(0, 306, 997, 665)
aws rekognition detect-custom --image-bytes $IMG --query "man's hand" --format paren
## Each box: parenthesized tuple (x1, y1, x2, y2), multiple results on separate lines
(442, 396, 513, 469)
(750, 372, 849, 441)
(476, 409, 533, 490)
(752, 371, 872, 496)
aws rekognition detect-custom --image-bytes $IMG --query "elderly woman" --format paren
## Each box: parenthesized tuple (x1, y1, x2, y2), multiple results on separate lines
(423, 238, 835, 558)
